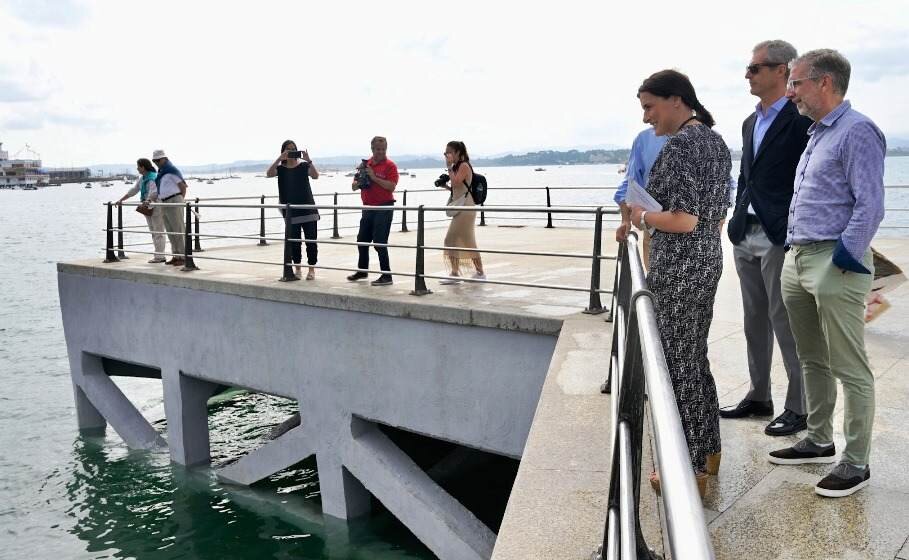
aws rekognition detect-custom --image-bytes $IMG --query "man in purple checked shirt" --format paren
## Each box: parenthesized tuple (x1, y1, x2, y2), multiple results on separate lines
(767, 49, 886, 498)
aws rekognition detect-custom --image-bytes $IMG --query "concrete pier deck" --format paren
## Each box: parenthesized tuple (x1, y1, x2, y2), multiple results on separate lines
(57, 225, 909, 559)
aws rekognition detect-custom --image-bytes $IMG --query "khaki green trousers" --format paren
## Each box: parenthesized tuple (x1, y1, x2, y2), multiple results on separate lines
(781, 241, 875, 466)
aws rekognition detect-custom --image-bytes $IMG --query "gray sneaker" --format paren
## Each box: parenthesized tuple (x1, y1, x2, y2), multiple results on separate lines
(815, 462, 870, 498)
(768, 438, 836, 465)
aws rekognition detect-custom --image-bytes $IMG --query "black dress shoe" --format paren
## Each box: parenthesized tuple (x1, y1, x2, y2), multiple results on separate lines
(764, 409, 808, 436)
(347, 271, 368, 281)
(719, 398, 774, 419)
(370, 274, 393, 286)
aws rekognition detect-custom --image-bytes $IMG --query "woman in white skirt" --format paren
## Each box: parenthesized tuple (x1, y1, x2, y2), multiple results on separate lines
(440, 141, 485, 284)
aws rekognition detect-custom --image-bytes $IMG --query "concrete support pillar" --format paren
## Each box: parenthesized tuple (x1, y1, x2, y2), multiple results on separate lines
(163, 370, 221, 467)
(75, 352, 166, 449)
(73, 382, 106, 433)
(317, 455, 372, 520)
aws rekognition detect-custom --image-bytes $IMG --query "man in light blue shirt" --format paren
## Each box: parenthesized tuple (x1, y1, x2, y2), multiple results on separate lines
(614, 127, 666, 243)
(769, 49, 885, 499)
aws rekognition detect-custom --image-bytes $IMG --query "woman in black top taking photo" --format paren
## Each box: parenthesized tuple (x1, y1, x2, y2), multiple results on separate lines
(267, 139, 320, 280)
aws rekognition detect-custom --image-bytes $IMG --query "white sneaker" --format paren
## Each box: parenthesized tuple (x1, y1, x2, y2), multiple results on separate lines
(472, 272, 487, 280)
(440, 274, 462, 285)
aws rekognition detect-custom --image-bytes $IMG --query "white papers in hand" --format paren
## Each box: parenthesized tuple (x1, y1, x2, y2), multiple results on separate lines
(626, 179, 662, 212)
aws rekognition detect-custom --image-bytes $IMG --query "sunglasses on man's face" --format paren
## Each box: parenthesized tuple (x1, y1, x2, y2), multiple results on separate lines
(746, 62, 784, 74)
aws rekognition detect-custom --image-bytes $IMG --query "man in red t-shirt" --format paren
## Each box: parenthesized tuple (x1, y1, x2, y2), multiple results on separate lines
(347, 136, 399, 286)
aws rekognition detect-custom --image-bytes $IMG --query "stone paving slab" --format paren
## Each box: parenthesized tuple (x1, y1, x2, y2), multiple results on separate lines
(709, 467, 909, 560)
(898, 538, 909, 560)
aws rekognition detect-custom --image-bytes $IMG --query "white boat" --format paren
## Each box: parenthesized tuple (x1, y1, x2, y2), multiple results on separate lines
(101, 182, 113, 188)
(84, 183, 92, 189)
(0, 142, 48, 189)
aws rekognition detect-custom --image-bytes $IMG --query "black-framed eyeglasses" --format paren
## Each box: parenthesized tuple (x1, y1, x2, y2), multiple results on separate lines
(787, 75, 822, 90)
(746, 62, 785, 74)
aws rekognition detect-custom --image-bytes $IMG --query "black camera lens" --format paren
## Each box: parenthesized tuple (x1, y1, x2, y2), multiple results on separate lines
(433, 173, 450, 188)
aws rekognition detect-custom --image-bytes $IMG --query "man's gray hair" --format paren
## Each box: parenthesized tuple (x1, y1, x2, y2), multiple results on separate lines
(791, 48, 851, 95)
(754, 40, 798, 66)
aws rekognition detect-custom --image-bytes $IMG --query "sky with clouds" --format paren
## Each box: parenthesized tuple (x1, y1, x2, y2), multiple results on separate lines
(1, 0, 907, 167)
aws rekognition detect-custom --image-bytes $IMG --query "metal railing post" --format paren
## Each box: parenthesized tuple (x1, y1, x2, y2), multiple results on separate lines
(116, 203, 129, 259)
(331, 192, 342, 239)
(410, 205, 432, 296)
(103, 202, 119, 263)
(584, 207, 605, 314)
(479, 201, 486, 226)
(181, 202, 198, 271)
(607, 242, 621, 324)
(258, 194, 268, 246)
(602, 301, 649, 558)
(193, 197, 204, 252)
(545, 186, 554, 228)
(279, 204, 298, 282)
(602, 241, 628, 394)
(400, 190, 409, 232)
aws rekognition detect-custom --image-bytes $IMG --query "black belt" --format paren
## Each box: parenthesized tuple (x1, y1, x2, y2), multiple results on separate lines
(745, 214, 761, 226)
(162, 193, 181, 202)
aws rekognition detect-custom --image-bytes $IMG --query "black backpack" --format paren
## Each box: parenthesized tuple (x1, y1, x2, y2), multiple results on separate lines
(464, 165, 488, 205)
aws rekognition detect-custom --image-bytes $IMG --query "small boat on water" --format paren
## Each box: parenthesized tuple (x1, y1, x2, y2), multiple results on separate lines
(101, 182, 113, 188)
(21, 185, 38, 190)
(206, 180, 214, 185)
(534, 167, 546, 172)
(84, 184, 92, 189)
(617, 163, 628, 174)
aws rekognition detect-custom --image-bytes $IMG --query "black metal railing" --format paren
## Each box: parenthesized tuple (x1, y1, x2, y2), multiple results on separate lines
(102, 199, 620, 313)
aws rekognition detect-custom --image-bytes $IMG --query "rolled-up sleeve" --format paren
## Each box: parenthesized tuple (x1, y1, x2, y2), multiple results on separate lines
(614, 136, 641, 205)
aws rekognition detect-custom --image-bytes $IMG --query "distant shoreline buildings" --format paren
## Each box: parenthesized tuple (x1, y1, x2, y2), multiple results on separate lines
(0, 142, 49, 190)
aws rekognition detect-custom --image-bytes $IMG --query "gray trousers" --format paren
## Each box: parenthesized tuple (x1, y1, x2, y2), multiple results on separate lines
(160, 194, 186, 257)
(144, 209, 166, 259)
(733, 223, 805, 415)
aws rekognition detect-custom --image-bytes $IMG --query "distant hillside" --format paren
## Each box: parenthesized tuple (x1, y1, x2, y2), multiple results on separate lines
(475, 149, 630, 166)
(86, 144, 909, 176)
(888, 137, 909, 150)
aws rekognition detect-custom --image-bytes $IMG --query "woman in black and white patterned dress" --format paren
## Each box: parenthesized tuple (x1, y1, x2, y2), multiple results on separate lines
(629, 70, 732, 496)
